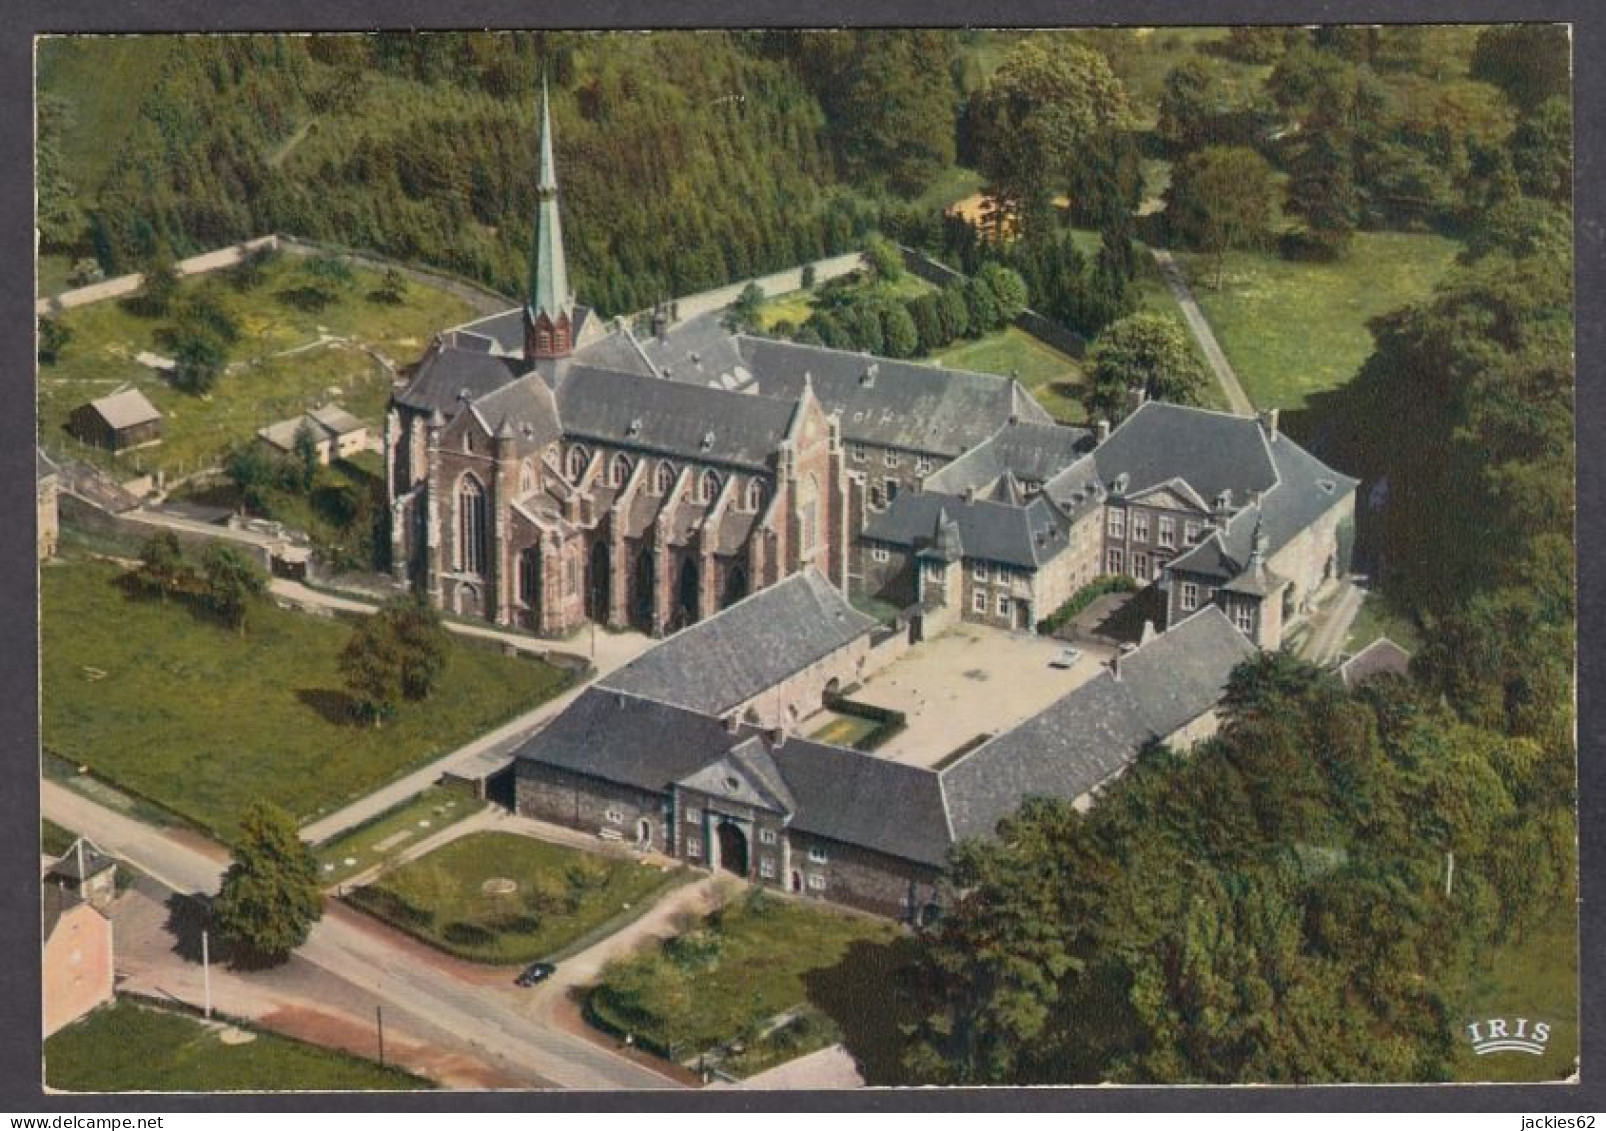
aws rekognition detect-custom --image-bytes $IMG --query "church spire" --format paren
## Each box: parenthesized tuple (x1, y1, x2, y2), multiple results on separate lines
(524, 71, 575, 361)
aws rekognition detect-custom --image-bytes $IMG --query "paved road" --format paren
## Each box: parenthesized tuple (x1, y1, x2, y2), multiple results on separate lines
(281, 579, 654, 845)
(1148, 247, 1255, 416)
(42, 783, 684, 1091)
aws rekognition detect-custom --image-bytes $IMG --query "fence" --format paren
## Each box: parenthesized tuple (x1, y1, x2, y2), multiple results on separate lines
(896, 243, 1088, 359)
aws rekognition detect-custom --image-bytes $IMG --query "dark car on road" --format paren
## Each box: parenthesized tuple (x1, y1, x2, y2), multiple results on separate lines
(516, 962, 556, 987)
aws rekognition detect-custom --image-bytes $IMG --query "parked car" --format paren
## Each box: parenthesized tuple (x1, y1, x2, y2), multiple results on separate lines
(1049, 646, 1082, 669)
(515, 961, 557, 987)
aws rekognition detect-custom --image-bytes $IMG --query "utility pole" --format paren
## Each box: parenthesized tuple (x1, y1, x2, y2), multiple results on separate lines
(201, 928, 212, 1020)
(376, 1005, 385, 1066)
(1445, 849, 1455, 899)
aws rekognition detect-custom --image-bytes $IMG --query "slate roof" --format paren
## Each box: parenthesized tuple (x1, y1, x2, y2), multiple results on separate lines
(864, 491, 1070, 570)
(309, 404, 365, 436)
(258, 403, 367, 452)
(1340, 636, 1413, 689)
(556, 365, 799, 472)
(86, 388, 161, 430)
(396, 343, 525, 414)
(940, 606, 1255, 841)
(925, 420, 1094, 495)
(771, 740, 951, 867)
(46, 839, 116, 883)
(1047, 400, 1277, 508)
(600, 570, 876, 715)
(469, 374, 564, 449)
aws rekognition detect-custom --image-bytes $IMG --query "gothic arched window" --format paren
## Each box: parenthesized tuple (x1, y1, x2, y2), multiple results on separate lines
(654, 461, 676, 496)
(457, 475, 487, 575)
(519, 460, 536, 497)
(566, 445, 589, 483)
(746, 478, 766, 513)
(610, 453, 632, 488)
(519, 547, 540, 606)
(699, 469, 721, 505)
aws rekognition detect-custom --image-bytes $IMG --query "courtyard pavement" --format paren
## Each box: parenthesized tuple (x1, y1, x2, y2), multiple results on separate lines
(819, 622, 1115, 767)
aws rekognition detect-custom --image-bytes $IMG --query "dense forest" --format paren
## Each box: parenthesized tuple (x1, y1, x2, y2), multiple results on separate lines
(38, 26, 1575, 1085)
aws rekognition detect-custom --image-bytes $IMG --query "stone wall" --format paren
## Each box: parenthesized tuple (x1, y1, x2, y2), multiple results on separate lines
(515, 760, 672, 852)
(783, 831, 942, 921)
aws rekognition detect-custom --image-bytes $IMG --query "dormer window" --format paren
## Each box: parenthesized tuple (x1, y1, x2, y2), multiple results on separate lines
(609, 453, 632, 488)
(655, 461, 676, 496)
(699, 469, 721, 504)
(566, 445, 589, 483)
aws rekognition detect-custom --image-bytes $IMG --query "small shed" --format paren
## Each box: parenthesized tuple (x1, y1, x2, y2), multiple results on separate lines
(69, 388, 162, 451)
(256, 402, 369, 466)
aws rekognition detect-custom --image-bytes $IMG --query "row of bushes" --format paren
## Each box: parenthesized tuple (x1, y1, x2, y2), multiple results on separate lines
(1035, 575, 1142, 637)
(824, 695, 908, 752)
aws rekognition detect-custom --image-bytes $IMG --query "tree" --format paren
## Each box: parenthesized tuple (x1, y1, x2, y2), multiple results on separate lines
(292, 421, 321, 492)
(863, 235, 904, 283)
(969, 41, 1132, 238)
(136, 252, 181, 318)
(136, 531, 189, 600)
(844, 302, 885, 355)
(225, 443, 284, 512)
(725, 282, 766, 332)
(907, 293, 946, 354)
(201, 543, 266, 634)
(172, 325, 227, 395)
(976, 262, 1029, 322)
(1164, 146, 1277, 289)
(1470, 25, 1571, 112)
(938, 284, 971, 340)
(1221, 27, 1288, 64)
(340, 613, 402, 725)
(385, 593, 448, 702)
(212, 800, 323, 964)
(1510, 96, 1573, 204)
(1155, 58, 1216, 153)
(1085, 313, 1209, 419)
(37, 316, 71, 365)
(879, 302, 919, 359)
(372, 266, 408, 304)
(964, 276, 1001, 335)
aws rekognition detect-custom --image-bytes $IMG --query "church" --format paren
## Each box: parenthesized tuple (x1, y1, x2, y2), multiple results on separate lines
(385, 81, 1356, 654)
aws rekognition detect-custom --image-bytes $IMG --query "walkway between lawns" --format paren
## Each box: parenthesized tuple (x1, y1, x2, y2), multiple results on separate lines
(1148, 247, 1255, 416)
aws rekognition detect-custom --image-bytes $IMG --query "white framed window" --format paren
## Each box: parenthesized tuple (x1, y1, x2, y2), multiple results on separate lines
(1133, 551, 1149, 580)
(809, 846, 828, 864)
(604, 807, 624, 825)
(871, 545, 890, 564)
(759, 859, 776, 879)
(972, 588, 986, 613)
(884, 449, 899, 469)
(1158, 516, 1176, 549)
(759, 828, 777, 846)
(1106, 548, 1124, 574)
(853, 444, 867, 463)
(972, 561, 988, 583)
(924, 561, 944, 583)
(996, 593, 1010, 617)
(1233, 604, 1255, 635)
(1185, 520, 1203, 545)
(684, 807, 701, 824)
(746, 479, 766, 513)
(1132, 511, 1149, 543)
(1107, 508, 1125, 538)
(1181, 581, 1199, 612)
(915, 456, 933, 476)
(807, 873, 826, 891)
(686, 836, 702, 858)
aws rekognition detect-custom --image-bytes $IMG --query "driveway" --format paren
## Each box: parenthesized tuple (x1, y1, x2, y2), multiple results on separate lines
(1148, 247, 1255, 416)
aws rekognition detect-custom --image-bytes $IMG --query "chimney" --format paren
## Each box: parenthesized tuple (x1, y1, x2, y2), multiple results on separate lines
(767, 726, 787, 749)
(962, 486, 976, 504)
(1140, 619, 1157, 644)
(724, 713, 741, 734)
(1261, 407, 1280, 443)
(861, 363, 878, 388)
(1214, 488, 1233, 522)
(1112, 642, 1137, 681)
(1096, 418, 1110, 444)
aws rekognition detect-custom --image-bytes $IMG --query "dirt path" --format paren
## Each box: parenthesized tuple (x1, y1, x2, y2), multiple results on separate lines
(1148, 246, 1255, 416)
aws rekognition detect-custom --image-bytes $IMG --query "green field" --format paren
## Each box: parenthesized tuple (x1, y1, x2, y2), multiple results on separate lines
(1451, 903, 1578, 1083)
(589, 890, 910, 1078)
(46, 1000, 427, 1092)
(37, 253, 474, 477)
(931, 327, 1088, 423)
(314, 785, 487, 885)
(41, 817, 77, 858)
(1173, 231, 1462, 411)
(40, 558, 570, 838)
(349, 831, 683, 964)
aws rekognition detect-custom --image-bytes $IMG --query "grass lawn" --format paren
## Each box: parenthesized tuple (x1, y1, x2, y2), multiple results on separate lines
(37, 253, 473, 477)
(1451, 901, 1578, 1083)
(41, 817, 77, 858)
(46, 999, 427, 1092)
(931, 327, 1088, 424)
(38, 254, 76, 298)
(1344, 589, 1425, 656)
(40, 557, 571, 839)
(588, 890, 914, 1079)
(807, 713, 882, 749)
(349, 831, 683, 964)
(1173, 231, 1461, 411)
(754, 270, 936, 333)
(314, 785, 487, 885)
